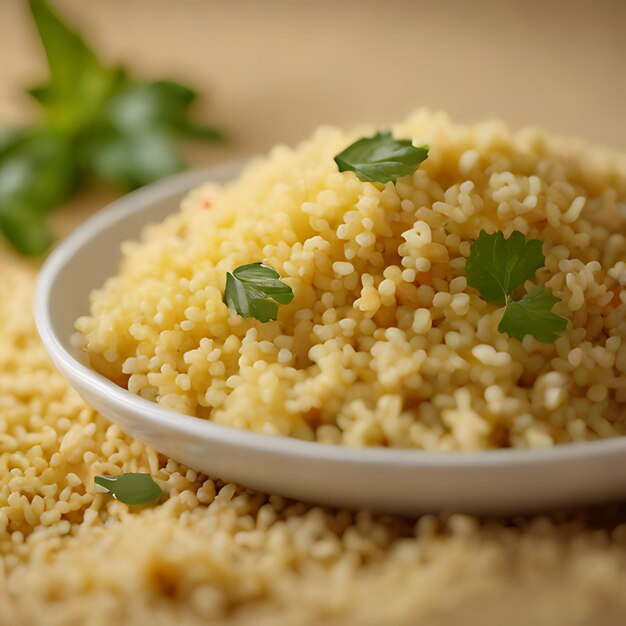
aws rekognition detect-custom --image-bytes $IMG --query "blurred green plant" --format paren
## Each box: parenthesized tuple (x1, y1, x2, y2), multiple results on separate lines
(0, 0, 223, 256)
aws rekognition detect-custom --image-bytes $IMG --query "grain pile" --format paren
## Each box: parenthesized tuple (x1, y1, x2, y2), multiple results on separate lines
(2, 253, 626, 625)
(75, 111, 626, 449)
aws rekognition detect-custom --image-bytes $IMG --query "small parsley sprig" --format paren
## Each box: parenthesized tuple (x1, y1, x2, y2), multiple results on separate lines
(334, 131, 429, 184)
(466, 230, 567, 343)
(224, 263, 294, 322)
(94, 473, 162, 505)
(0, 0, 222, 256)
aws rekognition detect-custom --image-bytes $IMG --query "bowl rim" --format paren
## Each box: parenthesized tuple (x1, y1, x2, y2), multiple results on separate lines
(34, 164, 626, 470)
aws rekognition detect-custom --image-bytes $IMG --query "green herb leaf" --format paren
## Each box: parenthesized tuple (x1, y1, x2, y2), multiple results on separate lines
(28, 0, 125, 131)
(107, 80, 197, 133)
(334, 131, 428, 184)
(94, 473, 162, 505)
(466, 230, 545, 304)
(26, 83, 51, 105)
(0, 131, 77, 255)
(178, 123, 224, 142)
(498, 286, 568, 343)
(224, 263, 294, 322)
(467, 230, 567, 343)
(0, 209, 54, 256)
(0, 129, 28, 155)
(29, 0, 101, 93)
(0, 131, 77, 206)
(85, 129, 185, 191)
(0, 0, 223, 254)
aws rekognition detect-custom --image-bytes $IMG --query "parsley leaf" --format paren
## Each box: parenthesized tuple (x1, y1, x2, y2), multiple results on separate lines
(467, 230, 567, 343)
(334, 131, 429, 184)
(498, 286, 568, 343)
(466, 230, 545, 304)
(224, 263, 294, 323)
(94, 473, 162, 506)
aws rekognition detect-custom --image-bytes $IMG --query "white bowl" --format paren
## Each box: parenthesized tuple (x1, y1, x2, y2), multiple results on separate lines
(35, 163, 626, 515)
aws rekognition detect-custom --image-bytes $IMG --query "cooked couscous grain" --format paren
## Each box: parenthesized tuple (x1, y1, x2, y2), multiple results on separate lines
(74, 110, 626, 449)
(3, 207, 626, 625)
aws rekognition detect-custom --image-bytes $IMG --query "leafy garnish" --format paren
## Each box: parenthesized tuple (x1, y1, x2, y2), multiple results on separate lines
(94, 473, 162, 505)
(224, 263, 294, 322)
(27, 0, 125, 132)
(498, 286, 567, 343)
(0, 129, 77, 255)
(0, 0, 223, 256)
(334, 131, 429, 184)
(467, 230, 567, 343)
(466, 230, 545, 304)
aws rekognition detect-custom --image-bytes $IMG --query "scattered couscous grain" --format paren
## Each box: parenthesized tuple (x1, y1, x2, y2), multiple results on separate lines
(75, 110, 626, 449)
(3, 195, 626, 625)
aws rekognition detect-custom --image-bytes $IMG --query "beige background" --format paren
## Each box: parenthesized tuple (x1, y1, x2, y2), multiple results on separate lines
(0, 0, 625, 170)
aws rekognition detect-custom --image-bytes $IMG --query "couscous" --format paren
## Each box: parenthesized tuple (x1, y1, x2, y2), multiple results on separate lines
(74, 110, 626, 450)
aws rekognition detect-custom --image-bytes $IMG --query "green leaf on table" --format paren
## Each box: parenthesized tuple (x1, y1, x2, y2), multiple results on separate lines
(498, 286, 568, 344)
(224, 263, 294, 322)
(107, 80, 196, 132)
(0, 209, 54, 256)
(105, 81, 224, 142)
(86, 129, 185, 190)
(180, 123, 224, 141)
(26, 83, 51, 105)
(0, 0, 223, 255)
(0, 129, 28, 156)
(29, 0, 101, 92)
(466, 230, 545, 304)
(0, 131, 77, 254)
(94, 473, 162, 505)
(334, 131, 429, 184)
(28, 0, 125, 131)
(466, 230, 567, 344)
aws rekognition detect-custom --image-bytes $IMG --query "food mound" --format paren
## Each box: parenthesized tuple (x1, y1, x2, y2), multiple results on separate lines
(74, 110, 626, 450)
